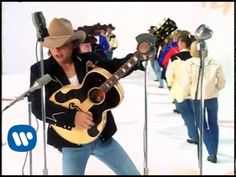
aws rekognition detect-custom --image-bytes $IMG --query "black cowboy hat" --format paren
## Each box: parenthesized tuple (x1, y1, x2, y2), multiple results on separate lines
(147, 26, 158, 32)
(107, 23, 115, 30)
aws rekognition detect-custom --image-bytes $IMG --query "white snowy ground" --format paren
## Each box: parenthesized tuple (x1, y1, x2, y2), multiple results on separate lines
(1, 67, 234, 175)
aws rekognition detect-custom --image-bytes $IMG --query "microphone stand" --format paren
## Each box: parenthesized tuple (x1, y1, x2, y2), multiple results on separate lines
(28, 98, 33, 175)
(32, 11, 49, 174)
(194, 24, 213, 175)
(197, 40, 207, 175)
(37, 37, 48, 175)
(135, 34, 156, 175)
(2, 93, 34, 175)
(143, 60, 149, 175)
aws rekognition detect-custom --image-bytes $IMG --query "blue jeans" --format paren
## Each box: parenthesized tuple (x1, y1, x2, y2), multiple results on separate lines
(192, 98, 219, 156)
(175, 99, 199, 142)
(150, 60, 163, 87)
(62, 137, 140, 175)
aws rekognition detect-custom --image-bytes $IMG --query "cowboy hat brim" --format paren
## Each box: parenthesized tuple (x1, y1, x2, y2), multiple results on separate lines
(43, 30, 86, 48)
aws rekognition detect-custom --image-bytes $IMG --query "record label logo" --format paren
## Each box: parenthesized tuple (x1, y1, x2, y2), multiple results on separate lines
(7, 125, 37, 152)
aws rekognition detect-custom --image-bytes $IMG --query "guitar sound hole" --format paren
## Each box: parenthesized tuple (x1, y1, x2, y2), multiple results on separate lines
(88, 88, 105, 104)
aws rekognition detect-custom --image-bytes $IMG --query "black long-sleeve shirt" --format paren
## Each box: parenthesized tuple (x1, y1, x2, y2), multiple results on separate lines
(29, 52, 144, 150)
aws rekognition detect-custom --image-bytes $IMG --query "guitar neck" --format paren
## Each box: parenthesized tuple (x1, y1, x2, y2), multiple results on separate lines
(99, 18, 177, 94)
(100, 55, 140, 93)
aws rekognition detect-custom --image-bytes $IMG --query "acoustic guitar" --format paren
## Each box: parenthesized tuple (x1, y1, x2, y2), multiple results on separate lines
(49, 18, 177, 144)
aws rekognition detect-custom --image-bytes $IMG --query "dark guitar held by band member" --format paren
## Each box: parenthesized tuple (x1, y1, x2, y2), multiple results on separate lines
(29, 17, 176, 175)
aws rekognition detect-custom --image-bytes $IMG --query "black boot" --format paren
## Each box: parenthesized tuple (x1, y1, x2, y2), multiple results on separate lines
(173, 109, 180, 114)
(186, 139, 198, 145)
(207, 155, 217, 163)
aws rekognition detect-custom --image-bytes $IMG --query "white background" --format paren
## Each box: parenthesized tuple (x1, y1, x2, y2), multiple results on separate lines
(2, 2, 234, 175)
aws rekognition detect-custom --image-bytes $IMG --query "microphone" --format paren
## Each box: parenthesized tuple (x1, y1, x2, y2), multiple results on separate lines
(2, 74, 53, 112)
(135, 33, 157, 60)
(195, 24, 213, 41)
(32, 11, 49, 41)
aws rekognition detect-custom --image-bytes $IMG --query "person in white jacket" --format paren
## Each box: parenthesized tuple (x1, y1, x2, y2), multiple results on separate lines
(183, 40, 226, 163)
(166, 31, 199, 145)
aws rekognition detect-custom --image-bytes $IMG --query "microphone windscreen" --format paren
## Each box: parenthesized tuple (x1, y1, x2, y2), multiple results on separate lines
(195, 24, 213, 41)
(136, 33, 156, 44)
(37, 74, 53, 86)
(32, 11, 49, 39)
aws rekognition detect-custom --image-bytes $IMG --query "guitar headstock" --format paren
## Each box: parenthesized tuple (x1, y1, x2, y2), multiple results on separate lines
(153, 18, 177, 44)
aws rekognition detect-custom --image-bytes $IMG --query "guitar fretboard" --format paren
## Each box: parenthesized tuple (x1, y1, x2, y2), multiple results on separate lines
(100, 56, 139, 93)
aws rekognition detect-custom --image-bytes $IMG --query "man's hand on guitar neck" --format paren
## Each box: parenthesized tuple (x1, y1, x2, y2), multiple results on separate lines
(74, 111, 95, 130)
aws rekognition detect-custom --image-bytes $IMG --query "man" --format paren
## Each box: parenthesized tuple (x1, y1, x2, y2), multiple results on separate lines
(29, 17, 146, 175)
(183, 40, 226, 163)
(106, 24, 118, 60)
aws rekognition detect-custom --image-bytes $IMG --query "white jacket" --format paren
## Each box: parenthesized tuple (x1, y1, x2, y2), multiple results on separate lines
(183, 57, 226, 100)
(166, 56, 190, 103)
